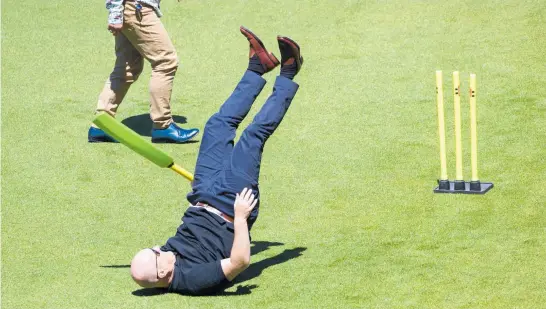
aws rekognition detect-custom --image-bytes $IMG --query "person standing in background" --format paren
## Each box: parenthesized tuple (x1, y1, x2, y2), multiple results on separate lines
(89, 0, 199, 143)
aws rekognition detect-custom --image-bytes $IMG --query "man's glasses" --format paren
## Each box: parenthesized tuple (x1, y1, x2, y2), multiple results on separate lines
(149, 248, 161, 279)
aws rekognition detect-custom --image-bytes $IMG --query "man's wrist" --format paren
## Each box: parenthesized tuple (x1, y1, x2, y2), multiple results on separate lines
(234, 217, 248, 225)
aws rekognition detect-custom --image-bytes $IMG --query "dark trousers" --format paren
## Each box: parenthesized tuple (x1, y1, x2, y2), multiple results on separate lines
(187, 71, 299, 227)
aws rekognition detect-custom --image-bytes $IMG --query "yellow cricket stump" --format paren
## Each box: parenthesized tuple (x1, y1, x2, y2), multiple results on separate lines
(436, 71, 448, 182)
(452, 71, 465, 190)
(469, 73, 479, 182)
(434, 71, 493, 194)
(170, 164, 194, 181)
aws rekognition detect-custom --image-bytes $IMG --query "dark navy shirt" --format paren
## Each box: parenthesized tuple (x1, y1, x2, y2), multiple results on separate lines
(161, 207, 234, 295)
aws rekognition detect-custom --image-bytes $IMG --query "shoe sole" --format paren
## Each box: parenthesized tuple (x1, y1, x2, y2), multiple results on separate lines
(88, 136, 118, 143)
(151, 138, 194, 144)
(277, 36, 304, 72)
(240, 26, 280, 72)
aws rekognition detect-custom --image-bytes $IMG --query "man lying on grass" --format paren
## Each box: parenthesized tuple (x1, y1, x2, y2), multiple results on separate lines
(130, 26, 303, 295)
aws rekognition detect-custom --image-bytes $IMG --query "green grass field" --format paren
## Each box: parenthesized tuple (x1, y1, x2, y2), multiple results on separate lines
(2, 0, 545, 308)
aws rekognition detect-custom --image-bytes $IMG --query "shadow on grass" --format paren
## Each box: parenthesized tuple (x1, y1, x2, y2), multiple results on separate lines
(100, 265, 130, 268)
(130, 241, 306, 297)
(121, 113, 191, 137)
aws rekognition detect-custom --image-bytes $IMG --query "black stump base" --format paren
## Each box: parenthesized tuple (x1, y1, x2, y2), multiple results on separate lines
(434, 180, 493, 195)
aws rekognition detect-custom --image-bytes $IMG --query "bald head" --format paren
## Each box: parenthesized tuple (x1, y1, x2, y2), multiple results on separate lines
(131, 247, 176, 289)
(131, 249, 160, 288)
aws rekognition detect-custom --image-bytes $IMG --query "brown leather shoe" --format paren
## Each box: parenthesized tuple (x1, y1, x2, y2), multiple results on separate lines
(240, 26, 280, 73)
(277, 36, 304, 74)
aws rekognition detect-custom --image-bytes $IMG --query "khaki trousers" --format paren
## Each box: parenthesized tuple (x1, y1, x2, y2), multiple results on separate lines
(96, 1, 178, 129)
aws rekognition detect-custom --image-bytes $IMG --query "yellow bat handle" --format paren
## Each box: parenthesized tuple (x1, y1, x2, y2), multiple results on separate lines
(170, 164, 194, 181)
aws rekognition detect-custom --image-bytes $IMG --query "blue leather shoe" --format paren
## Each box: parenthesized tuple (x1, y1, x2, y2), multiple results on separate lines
(151, 123, 199, 143)
(88, 126, 118, 143)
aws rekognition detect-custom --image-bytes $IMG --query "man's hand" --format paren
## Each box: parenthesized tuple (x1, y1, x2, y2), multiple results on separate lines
(107, 23, 123, 36)
(234, 188, 258, 220)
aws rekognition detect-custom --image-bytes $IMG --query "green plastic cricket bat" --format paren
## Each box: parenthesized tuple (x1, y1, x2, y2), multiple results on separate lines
(92, 112, 194, 181)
